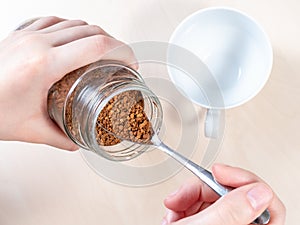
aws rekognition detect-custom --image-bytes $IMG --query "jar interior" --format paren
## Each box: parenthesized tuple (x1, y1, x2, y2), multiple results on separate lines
(60, 62, 163, 161)
(91, 87, 162, 161)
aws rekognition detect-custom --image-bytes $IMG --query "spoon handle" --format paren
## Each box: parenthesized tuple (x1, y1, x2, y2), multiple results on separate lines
(158, 142, 270, 224)
(157, 142, 231, 196)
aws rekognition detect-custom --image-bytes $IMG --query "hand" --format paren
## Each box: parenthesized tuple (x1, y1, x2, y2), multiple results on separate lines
(0, 16, 136, 150)
(162, 164, 285, 225)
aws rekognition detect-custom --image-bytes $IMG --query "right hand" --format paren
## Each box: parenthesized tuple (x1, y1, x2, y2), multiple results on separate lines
(162, 164, 286, 225)
(0, 16, 136, 150)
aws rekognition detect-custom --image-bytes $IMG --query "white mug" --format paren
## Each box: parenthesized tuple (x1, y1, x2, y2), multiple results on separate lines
(168, 7, 273, 138)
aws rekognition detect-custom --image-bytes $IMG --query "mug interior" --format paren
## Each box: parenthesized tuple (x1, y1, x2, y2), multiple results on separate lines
(168, 7, 273, 109)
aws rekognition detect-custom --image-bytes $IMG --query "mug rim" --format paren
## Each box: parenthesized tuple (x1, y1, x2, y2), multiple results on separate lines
(168, 6, 273, 109)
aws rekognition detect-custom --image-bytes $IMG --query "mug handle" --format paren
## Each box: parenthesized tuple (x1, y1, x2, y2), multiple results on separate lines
(204, 109, 222, 139)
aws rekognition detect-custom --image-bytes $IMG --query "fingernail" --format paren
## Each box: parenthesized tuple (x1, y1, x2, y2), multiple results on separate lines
(247, 184, 273, 210)
(166, 210, 173, 223)
(161, 218, 168, 225)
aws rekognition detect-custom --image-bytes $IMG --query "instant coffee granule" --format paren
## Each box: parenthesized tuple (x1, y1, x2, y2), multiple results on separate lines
(48, 65, 89, 142)
(96, 90, 153, 146)
(48, 64, 153, 148)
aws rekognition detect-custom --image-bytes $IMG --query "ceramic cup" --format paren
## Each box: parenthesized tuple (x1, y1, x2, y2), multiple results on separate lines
(168, 7, 273, 138)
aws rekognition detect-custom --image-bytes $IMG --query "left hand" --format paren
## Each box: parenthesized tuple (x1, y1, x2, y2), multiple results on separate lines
(162, 164, 285, 225)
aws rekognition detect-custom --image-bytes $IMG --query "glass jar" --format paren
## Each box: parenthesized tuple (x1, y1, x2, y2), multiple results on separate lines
(47, 61, 162, 161)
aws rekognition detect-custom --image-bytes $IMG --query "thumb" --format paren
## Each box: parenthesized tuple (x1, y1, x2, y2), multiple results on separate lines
(175, 182, 273, 225)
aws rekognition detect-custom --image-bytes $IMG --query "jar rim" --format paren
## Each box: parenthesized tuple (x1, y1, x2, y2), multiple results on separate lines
(88, 82, 163, 161)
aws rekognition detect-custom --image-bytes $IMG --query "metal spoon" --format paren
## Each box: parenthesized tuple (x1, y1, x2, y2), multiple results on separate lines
(98, 125, 270, 224)
(146, 133, 270, 224)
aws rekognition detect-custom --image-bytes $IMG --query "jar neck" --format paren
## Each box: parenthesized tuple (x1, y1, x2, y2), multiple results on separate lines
(82, 81, 159, 160)
(63, 62, 162, 161)
(63, 63, 145, 150)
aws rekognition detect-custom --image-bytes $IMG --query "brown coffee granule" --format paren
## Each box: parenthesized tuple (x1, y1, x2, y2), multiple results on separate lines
(48, 63, 153, 148)
(96, 90, 153, 146)
(48, 65, 90, 144)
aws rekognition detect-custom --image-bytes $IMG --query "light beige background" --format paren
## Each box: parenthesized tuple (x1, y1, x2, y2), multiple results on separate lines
(0, 0, 299, 224)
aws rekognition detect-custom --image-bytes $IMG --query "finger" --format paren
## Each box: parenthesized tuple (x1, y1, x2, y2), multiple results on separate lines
(23, 16, 65, 31)
(47, 25, 108, 47)
(268, 196, 286, 225)
(15, 17, 41, 30)
(19, 116, 79, 151)
(213, 163, 286, 225)
(38, 19, 88, 33)
(48, 35, 137, 83)
(174, 182, 273, 225)
(184, 200, 203, 217)
(164, 178, 218, 223)
(40, 119, 79, 151)
(198, 202, 212, 211)
(163, 201, 204, 224)
(212, 163, 262, 187)
(162, 209, 184, 224)
(164, 178, 219, 212)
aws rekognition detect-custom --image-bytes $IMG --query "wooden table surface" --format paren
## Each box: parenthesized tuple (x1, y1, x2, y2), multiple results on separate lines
(0, 0, 299, 224)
